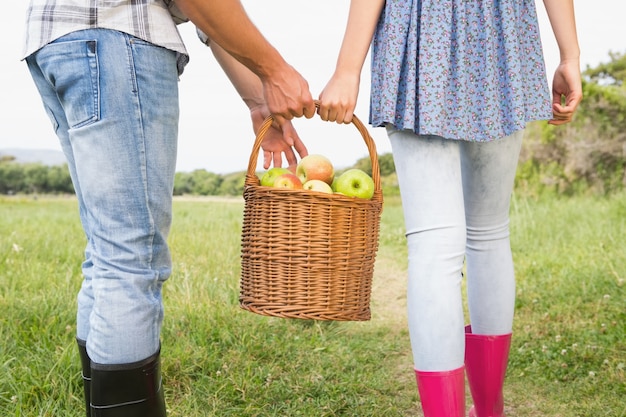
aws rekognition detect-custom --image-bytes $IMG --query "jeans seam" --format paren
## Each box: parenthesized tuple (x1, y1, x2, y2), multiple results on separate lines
(125, 33, 156, 273)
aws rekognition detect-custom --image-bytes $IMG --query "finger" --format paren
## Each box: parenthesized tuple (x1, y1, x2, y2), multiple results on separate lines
(285, 120, 308, 158)
(548, 111, 572, 125)
(263, 150, 272, 170)
(284, 148, 298, 167)
(288, 97, 312, 119)
(552, 105, 574, 122)
(554, 101, 579, 116)
(548, 117, 572, 126)
(272, 151, 283, 169)
(273, 115, 294, 146)
(279, 120, 298, 147)
(342, 109, 354, 124)
(317, 105, 330, 121)
(274, 110, 293, 121)
(549, 113, 572, 122)
(566, 94, 583, 110)
(303, 98, 316, 119)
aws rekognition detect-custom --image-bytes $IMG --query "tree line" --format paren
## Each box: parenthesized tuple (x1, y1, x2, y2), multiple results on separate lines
(2, 52, 625, 197)
(0, 153, 397, 197)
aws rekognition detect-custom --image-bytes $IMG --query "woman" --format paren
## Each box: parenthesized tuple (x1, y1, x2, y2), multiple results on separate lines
(318, 1, 581, 416)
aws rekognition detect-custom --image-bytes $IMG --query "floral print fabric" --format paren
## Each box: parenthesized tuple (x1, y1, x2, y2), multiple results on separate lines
(370, 0, 552, 142)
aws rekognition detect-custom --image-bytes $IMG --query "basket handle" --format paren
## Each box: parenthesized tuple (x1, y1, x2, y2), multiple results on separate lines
(245, 100, 381, 192)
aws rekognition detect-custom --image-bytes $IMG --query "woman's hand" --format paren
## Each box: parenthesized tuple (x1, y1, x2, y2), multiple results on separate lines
(549, 58, 583, 125)
(317, 0, 384, 124)
(318, 72, 360, 124)
(543, 0, 582, 125)
(250, 105, 308, 171)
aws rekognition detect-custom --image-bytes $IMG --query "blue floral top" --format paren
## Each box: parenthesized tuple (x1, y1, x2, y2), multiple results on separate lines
(370, 0, 552, 142)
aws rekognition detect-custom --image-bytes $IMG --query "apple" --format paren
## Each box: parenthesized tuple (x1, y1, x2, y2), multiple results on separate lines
(333, 169, 375, 199)
(260, 167, 291, 187)
(273, 173, 303, 189)
(330, 177, 338, 192)
(303, 179, 333, 194)
(296, 154, 335, 185)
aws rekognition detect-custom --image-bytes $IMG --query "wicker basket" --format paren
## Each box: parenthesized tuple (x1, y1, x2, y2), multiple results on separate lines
(239, 110, 383, 321)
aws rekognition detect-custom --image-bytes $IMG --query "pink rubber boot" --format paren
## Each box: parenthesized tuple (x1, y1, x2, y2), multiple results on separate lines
(415, 366, 465, 417)
(465, 325, 512, 417)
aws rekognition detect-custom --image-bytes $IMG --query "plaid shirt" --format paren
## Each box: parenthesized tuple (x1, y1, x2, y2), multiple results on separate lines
(23, 0, 191, 74)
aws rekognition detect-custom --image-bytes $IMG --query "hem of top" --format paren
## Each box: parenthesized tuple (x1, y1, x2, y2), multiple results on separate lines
(22, 27, 190, 63)
(370, 114, 553, 142)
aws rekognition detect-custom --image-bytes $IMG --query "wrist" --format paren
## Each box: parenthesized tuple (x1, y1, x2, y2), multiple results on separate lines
(559, 55, 580, 66)
(244, 98, 265, 111)
(249, 49, 289, 81)
(331, 66, 361, 85)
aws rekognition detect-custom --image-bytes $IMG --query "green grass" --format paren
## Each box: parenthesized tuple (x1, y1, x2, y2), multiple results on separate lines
(0, 194, 624, 416)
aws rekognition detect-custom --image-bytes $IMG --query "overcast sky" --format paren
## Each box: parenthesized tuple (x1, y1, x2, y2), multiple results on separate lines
(1, 1, 625, 173)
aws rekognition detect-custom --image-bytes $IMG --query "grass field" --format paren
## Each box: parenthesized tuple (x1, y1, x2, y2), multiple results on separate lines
(0, 193, 624, 416)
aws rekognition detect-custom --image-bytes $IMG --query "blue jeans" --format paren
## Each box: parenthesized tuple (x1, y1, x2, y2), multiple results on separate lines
(388, 128, 522, 371)
(26, 29, 180, 365)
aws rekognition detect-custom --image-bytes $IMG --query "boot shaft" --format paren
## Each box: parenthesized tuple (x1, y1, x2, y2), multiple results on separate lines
(76, 339, 91, 417)
(465, 325, 512, 417)
(415, 366, 466, 417)
(90, 349, 166, 417)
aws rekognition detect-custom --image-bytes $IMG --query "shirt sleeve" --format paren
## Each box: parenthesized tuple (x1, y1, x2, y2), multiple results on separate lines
(164, 0, 188, 25)
(165, 0, 210, 46)
(196, 27, 210, 46)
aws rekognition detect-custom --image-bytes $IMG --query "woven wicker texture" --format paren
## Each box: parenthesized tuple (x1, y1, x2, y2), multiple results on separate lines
(240, 106, 383, 321)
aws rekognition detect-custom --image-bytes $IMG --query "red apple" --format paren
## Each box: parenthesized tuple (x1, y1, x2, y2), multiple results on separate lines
(303, 179, 333, 194)
(296, 154, 335, 185)
(260, 167, 291, 187)
(273, 173, 303, 189)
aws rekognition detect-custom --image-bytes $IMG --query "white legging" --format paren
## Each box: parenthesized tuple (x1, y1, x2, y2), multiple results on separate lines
(388, 127, 522, 372)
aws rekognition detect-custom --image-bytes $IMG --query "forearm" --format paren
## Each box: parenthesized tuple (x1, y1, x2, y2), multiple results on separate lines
(333, 0, 385, 76)
(175, 0, 287, 79)
(177, 0, 314, 119)
(209, 41, 265, 110)
(542, 0, 580, 62)
(318, 0, 384, 123)
(210, 35, 309, 170)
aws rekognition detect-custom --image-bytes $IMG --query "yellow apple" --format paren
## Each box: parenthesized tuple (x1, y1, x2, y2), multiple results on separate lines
(303, 179, 333, 194)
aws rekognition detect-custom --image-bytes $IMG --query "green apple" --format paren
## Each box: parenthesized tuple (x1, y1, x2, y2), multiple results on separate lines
(303, 179, 333, 194)
(273, 173, 303, 189)
(334, 169, 375, 199)
(296, 154, 335, 185)
(260, 167, 291, 187)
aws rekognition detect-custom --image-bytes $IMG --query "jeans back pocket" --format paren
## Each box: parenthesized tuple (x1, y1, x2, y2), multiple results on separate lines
(31, 39, 100, 129)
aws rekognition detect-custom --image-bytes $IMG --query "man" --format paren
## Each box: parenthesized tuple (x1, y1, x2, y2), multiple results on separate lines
(23, 1, 314, 415)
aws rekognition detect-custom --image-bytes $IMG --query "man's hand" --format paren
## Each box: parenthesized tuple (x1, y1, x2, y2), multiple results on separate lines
(260, 66, 316, 121)
(250, 106, 308, 170)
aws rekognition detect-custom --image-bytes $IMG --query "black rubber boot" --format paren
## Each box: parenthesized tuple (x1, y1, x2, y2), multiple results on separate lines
(76, 338, 92, 417)
(90, 348, 166, 417)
